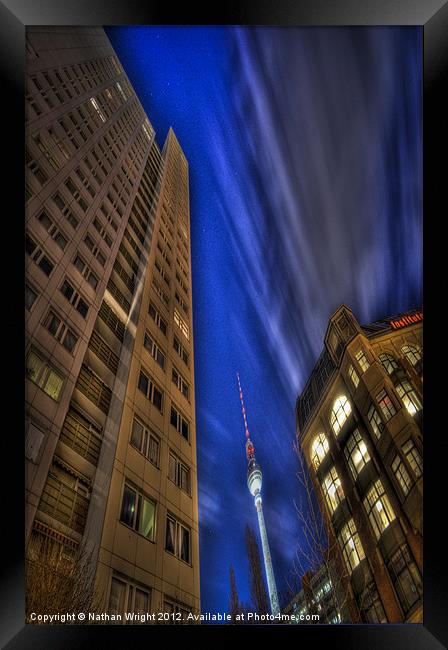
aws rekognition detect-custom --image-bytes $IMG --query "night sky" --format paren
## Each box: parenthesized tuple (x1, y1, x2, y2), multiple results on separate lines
(105, 27, 422, 615)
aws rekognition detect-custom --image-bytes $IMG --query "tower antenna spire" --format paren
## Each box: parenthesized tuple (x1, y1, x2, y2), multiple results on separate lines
(236, 372, 251, 440)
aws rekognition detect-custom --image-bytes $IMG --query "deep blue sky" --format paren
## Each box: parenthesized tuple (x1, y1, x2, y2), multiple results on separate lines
(105, 26, 422, 615)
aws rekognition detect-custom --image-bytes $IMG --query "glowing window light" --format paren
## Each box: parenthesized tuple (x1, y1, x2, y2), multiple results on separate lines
(89, 97, 106, 122)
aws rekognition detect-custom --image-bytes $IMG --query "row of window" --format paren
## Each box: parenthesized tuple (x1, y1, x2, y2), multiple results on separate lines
(313, 424, 421, 502)
(120, 483, 191, 563)
(108, 574, 191, 621)
(337, 514, 422, 616)
(137, 367, 190, 441)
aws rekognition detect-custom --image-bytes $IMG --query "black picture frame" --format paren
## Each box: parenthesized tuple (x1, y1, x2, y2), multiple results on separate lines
(1, 0, 446, 647)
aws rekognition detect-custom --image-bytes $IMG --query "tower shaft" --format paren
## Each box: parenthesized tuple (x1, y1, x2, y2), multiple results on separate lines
(255, 496, 280, 616)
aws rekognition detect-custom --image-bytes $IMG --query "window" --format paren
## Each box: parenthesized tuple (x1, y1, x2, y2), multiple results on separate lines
(395, 380, 422, 416)
(138, 368, 163, 412)
(387, 545, 422, 616)
(172, 366, 189, 400)
(60, 406, 102, 467)
(322, 466, 344, 514)
(26, 348, 64, 400)
(348, 364, 359, 388)
(344, 429, 371, 479)
(330, 395, 352, 435)
(173, 336, 189, 366)
(165, 514, 190, 563)
(367, 404, 384, 439)
(338, 519, 365, 573)
(37, 211, 68, 250)
(355, 349, 370, 372)
(363, 479, 395, 539)
(52, 192, 79, 229)
(108, 576, 151, 622)
(401, 344, 422, 367)
(163, 600, 191, 619)
(379, 353, 399, 375)
(143, 332, 166, 370)
(39, 459, 89, 534)
(76, 364, 112, 414)
(174, 308, 189, 341)
(130, 418, 160, 467)
(376, 389, 396, 422)
(25, 282, 38, 310)
(402, 439, 422, 478)
(120, 483, 156, 540)
(44, 310, 79, 352)
(391, 455, 413, 496)
(360, 582, 387, 623)
(170, 405, 189, 441)
(310, 433, 329, 470)
(148, 302, 167, 336)
(168, 452, 191, 494)
(89, 97, 106, 122)
(60, 279, 89, 318)
(73, 254, 99, 290)
(25, 234, 54, 277)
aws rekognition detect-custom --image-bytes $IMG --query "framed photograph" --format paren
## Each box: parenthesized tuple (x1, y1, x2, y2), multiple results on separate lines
(1, 0, 446, 647)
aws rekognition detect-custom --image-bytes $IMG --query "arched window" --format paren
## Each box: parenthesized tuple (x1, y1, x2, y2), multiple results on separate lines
(311, 433, 329, 470)
(379, 352, 399, 375)
(401, 344, 422, 367)
(330, 396, 352, 435)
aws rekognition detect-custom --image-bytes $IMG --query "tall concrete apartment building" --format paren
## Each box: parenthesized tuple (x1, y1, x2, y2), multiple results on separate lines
(25, 26, 200, 618)
(296, 305, 422, 623)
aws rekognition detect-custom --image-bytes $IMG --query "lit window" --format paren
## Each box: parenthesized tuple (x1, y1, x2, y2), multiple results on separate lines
(402, 439, 422, 478)
(330, 395, 352, 435)
(174, 308, 189, 341)
(89, 97, 106, 122)
(26, 349, 64, 400)
(348, 364, 359, 388)
(379, 353, 399, 375)
(401, 344, 422, 367)
(395, 380, 422, 416)
(376, 389, 396, 422)
(338, 519, 365, 573)
(322, 466, 344, 514)
(355, 349, 370, 373)
(310, 433, 329, 470)
(391, 455, 413, 496)
(344, 429, 371, 479)
(363, 479, 395, 539)
(120, 483, 156, 540)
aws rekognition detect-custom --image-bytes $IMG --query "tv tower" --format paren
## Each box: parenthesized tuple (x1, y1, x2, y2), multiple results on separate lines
(237, 373, 280, 616)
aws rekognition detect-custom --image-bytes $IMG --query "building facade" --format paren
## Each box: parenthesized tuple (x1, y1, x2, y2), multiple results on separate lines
(25, 26, 200, 619)
(296, 305, 422, 623)
(283, 559, 349, 625)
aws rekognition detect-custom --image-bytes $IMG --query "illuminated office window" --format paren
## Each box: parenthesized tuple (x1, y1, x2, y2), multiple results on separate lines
(311, 433, 329, 470)
(330, 395, 352, 435)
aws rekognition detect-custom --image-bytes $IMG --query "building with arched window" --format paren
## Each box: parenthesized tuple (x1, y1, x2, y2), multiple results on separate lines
(296, 305, 422, 623)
